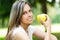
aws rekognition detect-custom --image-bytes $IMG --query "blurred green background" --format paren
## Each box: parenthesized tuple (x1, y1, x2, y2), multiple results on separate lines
(0, 0, 60, 40)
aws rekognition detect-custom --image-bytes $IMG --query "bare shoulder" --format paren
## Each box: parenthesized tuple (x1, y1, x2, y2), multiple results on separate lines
(13, 29, 30, 40)
(12, 27, 30, 40)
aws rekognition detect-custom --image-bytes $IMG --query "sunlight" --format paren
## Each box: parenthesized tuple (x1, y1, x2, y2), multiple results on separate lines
(47, 0, 52, 2)
(0, 28, 7, 38)
(51, 24, 60, 33)
(34, 24, 60, 33)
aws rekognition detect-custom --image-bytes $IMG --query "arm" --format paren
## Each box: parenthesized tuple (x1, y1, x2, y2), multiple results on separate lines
(33, 28, 57, 40)
(33, 14, 57, 40)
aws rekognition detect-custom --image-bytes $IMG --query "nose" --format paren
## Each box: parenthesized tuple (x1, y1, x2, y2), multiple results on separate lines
(28, 12, 33, 17)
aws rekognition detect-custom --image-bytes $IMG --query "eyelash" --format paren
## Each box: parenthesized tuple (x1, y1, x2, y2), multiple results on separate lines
(23, 11, 27, 14)
(29, 9, 32, 12)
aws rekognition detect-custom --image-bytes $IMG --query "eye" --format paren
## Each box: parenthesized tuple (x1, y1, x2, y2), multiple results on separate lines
(29, 9, 32, 12)
(23, 11, 27, 14)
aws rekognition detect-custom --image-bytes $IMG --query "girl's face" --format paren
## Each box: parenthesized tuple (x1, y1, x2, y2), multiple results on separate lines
(21, 4, 33, 25)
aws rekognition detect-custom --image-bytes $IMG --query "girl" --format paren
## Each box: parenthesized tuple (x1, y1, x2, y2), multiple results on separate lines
(5, 0, 57, 40)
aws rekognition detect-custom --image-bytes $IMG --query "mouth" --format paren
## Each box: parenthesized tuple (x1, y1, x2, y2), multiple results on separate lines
(28, 18, 33, 21)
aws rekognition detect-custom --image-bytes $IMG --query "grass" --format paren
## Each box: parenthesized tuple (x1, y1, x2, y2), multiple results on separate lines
(0, 38, 4, 40)
(52, 33, 60, 40)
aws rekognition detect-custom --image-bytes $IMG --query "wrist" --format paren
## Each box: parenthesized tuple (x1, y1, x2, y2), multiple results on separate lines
(45, 25, 51, 33)
(46, 24, 51, 29)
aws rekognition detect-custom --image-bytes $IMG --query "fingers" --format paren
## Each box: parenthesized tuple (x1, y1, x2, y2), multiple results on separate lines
(40, 14, 47, 25)
(44, 14, 51, 22)
(40, 17, 45, 25)
(40, 14, 51, 28)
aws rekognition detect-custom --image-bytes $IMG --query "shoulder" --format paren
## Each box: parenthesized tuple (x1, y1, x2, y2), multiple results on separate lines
(28, 25, 36, 33)
(12, 26, 25, 36)
(12, 26, 30, 40)
(13, 30, 28, 39)
(12, 29, 30, 40)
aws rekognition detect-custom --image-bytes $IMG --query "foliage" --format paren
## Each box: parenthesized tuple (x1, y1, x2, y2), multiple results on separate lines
(0, 38, 4, 40)
(0, 0, 15, 18)
(52, 14, 60, 23)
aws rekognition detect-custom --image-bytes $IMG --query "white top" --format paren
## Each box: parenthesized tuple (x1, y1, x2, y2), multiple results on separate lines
(12, 25, 36, 40)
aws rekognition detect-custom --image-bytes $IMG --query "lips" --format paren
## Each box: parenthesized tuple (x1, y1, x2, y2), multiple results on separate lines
(29, 19, 32, 21)
(27, 18, 33, 21)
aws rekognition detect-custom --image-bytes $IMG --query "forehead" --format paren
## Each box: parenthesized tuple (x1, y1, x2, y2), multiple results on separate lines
(23, 4, 31, 11)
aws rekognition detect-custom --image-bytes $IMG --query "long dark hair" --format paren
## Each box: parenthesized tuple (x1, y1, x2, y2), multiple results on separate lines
(5, 0, 30, 40)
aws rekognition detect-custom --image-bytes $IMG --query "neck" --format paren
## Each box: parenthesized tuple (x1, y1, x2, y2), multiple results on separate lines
(20, 22, 29, 31)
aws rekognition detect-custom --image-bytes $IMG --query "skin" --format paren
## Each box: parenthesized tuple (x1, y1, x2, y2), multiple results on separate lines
(20, 4, 33, 31)
(13, 4, 57, 40)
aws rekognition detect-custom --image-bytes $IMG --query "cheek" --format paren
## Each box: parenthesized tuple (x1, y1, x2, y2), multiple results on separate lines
(21, 15, 33, 24)
(21, 15, 28, 22)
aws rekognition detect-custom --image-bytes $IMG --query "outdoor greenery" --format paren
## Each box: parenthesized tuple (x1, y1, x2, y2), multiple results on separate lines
(0, 0, 60, 40)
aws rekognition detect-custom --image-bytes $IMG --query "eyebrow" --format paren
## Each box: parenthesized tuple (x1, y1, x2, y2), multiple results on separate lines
(24, 8, 32, 12)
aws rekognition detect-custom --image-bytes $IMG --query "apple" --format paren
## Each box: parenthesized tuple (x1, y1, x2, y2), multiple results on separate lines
(37, 14, 46, 23)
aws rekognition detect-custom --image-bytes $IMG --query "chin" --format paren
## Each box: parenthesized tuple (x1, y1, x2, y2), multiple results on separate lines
(28, 22, 32, 24)
(27, 22, 32, 25)
(26, 21, 33, 25)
